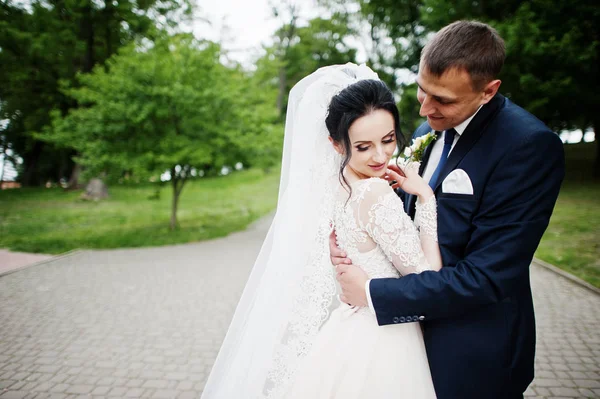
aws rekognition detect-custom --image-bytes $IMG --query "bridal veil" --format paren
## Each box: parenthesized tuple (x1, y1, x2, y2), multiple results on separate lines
(201, 63, 380, 398)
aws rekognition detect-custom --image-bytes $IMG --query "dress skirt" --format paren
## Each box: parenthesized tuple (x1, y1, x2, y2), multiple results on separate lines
(283, 303, 437, 399)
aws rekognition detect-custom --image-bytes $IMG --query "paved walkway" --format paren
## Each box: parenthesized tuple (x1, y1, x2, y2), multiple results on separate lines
(0, 250, 53, 275)
(0, 216, 598, 399)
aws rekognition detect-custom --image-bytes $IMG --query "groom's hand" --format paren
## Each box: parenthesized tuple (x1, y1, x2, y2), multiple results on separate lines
(336, 264, 369, 307)
(329, 230, 352, 266)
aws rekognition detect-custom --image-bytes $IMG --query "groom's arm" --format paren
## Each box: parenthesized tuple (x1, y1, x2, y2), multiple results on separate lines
(370, 129, 565, 326)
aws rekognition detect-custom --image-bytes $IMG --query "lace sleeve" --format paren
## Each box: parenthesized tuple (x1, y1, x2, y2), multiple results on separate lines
(356, 179, 441, 275)
(415, 195, 438, 241)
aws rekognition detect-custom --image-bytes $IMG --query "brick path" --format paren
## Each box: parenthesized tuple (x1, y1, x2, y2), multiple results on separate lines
(0, 215, 598, 399)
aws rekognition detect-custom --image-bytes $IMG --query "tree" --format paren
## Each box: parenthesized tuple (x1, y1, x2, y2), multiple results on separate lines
(343, 0, 599, 176)
(42, 35, 281, 229)
(0, 0, 192, 186)
(264, 9, 358, 117)
(397, 83, 423, 136)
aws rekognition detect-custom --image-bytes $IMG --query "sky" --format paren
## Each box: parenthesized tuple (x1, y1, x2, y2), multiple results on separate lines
(192, 0, 322, 66)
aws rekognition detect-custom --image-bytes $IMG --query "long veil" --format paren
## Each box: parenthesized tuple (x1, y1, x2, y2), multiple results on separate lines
(201, 63, 380, 399)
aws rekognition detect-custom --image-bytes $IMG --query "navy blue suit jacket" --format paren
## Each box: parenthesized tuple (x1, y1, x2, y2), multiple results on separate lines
(370, 94, 565, 398)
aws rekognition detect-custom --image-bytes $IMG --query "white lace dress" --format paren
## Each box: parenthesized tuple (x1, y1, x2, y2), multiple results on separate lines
(283, 177, 438, 399)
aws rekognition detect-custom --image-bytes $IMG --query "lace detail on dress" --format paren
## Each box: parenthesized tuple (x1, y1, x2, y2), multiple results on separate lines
(415, 195, 438, 242)
(334, 178, 437, 276)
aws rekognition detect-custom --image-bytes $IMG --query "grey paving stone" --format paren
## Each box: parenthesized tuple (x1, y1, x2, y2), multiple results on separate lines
(0, 392, 28, 399)
(64, 385, 93, 395)
(1, 216, 598, 397)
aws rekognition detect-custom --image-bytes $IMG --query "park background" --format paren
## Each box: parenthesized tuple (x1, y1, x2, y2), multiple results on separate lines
(0, 0, 598, 288)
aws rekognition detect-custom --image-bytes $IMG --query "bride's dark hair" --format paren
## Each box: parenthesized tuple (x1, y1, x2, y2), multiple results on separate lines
(325, 79, 406, 193)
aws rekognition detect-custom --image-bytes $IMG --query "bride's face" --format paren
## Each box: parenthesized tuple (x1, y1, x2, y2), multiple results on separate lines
(333, 109, 397, 179)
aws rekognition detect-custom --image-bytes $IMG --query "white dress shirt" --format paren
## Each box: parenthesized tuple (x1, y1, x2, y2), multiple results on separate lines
(363, 106, 482, 315)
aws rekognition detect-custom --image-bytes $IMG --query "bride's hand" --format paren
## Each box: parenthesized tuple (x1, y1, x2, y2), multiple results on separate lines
(385, 163, 434, 203)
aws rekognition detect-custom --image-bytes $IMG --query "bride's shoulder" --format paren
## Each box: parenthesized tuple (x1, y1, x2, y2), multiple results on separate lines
(351, 177, 394, 200)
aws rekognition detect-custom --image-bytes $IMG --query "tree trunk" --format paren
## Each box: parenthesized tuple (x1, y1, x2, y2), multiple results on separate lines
(594, 121, 600, 180)
(170, 168, 189, 230)
(21, 141, 44, 186)
(103, 0, 114, 63)
(67, 162, 83, 189)
(81, 0, 95, 73)
(0, 148, 6, 188)
(170, 178, 180, 231)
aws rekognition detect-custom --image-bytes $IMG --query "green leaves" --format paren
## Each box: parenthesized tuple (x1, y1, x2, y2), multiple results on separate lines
(44, 34, 281, 182)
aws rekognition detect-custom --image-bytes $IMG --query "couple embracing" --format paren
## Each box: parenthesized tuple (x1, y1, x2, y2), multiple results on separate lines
(201, 21, 565, 399)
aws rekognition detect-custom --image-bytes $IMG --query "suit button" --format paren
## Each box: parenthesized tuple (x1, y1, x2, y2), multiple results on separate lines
(392, 317, 400, 323)
(419, 316, 425, 321)
(412, 316, 419, 322)
(399, 316, 406, 323)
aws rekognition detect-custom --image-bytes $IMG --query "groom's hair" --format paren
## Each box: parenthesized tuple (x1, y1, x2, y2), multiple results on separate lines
(421, 20, 505, 90)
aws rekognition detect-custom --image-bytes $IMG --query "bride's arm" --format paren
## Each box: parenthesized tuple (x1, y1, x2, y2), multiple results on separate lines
(357, 179, 442, 275)
(414, 195, 443, 271)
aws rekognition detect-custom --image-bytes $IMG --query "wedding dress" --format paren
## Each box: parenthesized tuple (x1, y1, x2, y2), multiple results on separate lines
(282, 178, 438, 398)
(201, 63, 437, 399)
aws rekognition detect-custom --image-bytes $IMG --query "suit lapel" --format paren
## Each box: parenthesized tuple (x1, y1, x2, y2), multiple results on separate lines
(433, 94, 506, 192)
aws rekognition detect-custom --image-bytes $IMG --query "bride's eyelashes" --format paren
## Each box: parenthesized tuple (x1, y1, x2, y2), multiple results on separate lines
(356, 137, 396, 152)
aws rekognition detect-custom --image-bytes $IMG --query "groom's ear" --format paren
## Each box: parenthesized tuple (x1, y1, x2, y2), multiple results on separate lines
(481, 79, 502, 104)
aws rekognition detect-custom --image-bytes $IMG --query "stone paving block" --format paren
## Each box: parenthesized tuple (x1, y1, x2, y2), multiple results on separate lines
(175, 381, 194, 391)
(151, 389, 179, 399)
(0, 392, 28, 399)
(141, 380, 169, 390)
(7, 382, 26, 391)
(106, 386, 127, 396)
(95, 377, 114, 386)
(549, 386, 581, 396)
(0, 223, 598, 397)
(64, 385, 93, 395)
(0, 381, 17, 391)
(31, 382, 54, 392)
(578, 387, 595, 397)
(48, 384, 69, 393)
(124, 379, 144, 388)
(90, 386, 110, 396)
(573, 379, 600, 388)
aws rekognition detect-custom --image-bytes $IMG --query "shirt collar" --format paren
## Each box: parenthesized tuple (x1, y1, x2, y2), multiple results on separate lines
(452, 105, 483, 136)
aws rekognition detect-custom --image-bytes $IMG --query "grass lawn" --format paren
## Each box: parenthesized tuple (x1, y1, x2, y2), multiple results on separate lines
(535, 142, 600, 288)
(0, 168, 280, 254)
(1, 142, 598, 288)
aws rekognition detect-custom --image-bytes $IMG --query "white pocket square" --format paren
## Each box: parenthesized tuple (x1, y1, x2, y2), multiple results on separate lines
(442, 169, 474, 195)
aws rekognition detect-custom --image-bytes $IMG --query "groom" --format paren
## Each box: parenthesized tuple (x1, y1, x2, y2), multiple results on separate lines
(331, 21, 565, 399)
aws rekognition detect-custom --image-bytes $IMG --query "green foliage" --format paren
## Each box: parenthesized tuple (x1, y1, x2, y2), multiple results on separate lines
(397, 83, 424, 135)
(282, 16, 358, 87)
(333, 0, 598, 174)
(259, 13, 358, 116)
(0, 0, 192, 185)
(536, 142, 600, 287)
(421, 0, 599, 132)
(45, 34, 280, 179)
(0, 169, 280, 254)
(40, 34, 281, 228)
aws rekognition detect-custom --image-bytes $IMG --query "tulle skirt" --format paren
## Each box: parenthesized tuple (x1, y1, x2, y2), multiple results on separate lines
(283, 303, 437, 399)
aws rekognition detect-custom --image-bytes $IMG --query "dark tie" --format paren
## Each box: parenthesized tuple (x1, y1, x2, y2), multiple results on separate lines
(428, 128, 456, 189)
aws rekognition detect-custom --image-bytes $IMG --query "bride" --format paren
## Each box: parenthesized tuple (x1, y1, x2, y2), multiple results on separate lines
(201, 63, 441, 398)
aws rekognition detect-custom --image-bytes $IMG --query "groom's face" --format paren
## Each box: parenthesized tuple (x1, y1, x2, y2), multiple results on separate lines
(416, 64, 489, 132)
